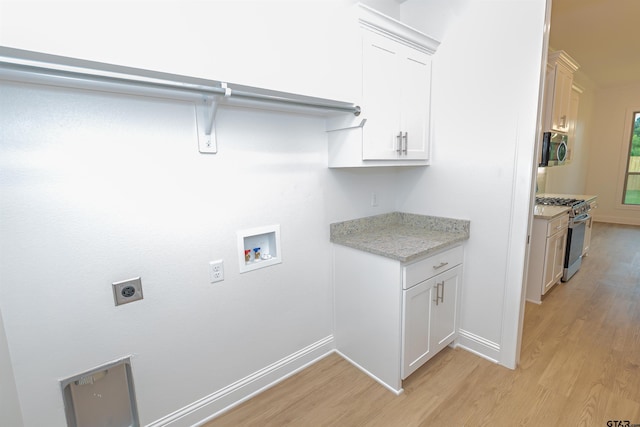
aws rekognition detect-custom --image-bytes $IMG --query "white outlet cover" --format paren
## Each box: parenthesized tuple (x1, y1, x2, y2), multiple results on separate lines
(209, 260, 224, 283)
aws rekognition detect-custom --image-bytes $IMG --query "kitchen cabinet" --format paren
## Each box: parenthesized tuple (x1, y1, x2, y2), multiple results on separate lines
(526, 212, 569, 304)
(402, 254, 461, 379)
(361, 30, 431, 160)
(582, 197, 597, 256)
(543, 51, 579, 133)
(565, 87, 581, 162)
(334, 243, 463, 392)
(327, 4, 440, 168)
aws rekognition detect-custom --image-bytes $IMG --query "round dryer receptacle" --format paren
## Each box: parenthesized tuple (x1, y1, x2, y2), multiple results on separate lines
(121, 286, 136, 298)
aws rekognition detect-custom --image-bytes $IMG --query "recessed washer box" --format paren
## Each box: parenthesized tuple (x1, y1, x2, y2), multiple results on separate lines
(237, 225, 281, 273)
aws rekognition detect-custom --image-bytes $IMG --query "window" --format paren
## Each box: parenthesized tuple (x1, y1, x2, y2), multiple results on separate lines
(622, 111, 640, 205)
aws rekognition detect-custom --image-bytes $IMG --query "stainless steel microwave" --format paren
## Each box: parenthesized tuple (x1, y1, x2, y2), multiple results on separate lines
(539, 132, 567, 167)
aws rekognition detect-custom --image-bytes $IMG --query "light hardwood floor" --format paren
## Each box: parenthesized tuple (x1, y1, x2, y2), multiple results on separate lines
(205, 222, 640, 426)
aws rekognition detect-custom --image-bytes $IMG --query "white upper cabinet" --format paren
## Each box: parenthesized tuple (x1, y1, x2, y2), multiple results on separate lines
(361, 30, 432, 160)
(543, 51, 579, 133)
(327, 4, 440, 168)
(565, 86, 582, 162)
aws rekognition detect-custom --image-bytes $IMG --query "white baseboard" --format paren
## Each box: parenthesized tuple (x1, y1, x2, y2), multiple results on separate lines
(334, 350, 404, 395)
(456, 329, 500, 364)
(146, 335, 335, 427)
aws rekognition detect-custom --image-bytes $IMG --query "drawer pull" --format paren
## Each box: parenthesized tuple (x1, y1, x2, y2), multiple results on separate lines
(433, 261, 449, 270)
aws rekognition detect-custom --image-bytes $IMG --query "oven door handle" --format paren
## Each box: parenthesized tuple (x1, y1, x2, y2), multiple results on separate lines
(571, 214, 590, 225)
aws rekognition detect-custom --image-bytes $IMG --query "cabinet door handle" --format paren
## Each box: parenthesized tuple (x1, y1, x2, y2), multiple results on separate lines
(396, 132, 402, 154)
(433, 261, 449, 270)
(402, 132, 408, 154)
(433, 281, 444, 305)
(560, 115, 567, 128)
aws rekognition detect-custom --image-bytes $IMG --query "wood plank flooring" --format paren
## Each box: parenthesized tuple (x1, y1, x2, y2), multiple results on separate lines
(204, 222, 640, 426)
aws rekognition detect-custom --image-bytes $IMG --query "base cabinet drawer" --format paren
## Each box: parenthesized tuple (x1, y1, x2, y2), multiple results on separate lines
(404, 245, 463, 289)
(546, 214, 569, 236)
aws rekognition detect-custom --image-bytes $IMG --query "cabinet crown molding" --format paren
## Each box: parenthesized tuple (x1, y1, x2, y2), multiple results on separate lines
(356, 3, 440, 55)
(547, 50, 580, 73)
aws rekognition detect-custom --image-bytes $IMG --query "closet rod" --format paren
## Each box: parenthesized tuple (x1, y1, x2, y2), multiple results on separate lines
(0, 48, 361, 116)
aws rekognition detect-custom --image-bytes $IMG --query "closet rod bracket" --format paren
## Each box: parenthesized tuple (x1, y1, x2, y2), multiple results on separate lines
(197, 83, 231, 154)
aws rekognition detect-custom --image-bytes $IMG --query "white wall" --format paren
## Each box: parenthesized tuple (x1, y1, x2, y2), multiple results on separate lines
(0, 1, 403, 425)
(0, 80, 400, 427)
(0, 0, 360, 102)
(401, 0, 468, 41)
(358, 0, 400, 18)
(0, 309, 23, 427)
(584, 82, 640, 225)
(398, 0, 546, 365)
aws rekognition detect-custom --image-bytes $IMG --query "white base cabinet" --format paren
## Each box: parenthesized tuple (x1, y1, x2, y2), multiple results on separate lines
(334, 244, 463, 393)
(526, 214, 568, 304)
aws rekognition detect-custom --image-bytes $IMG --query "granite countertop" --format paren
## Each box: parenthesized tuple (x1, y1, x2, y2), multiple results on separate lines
(533, 193, 598, 219)
(537, 193, 598, 203)
(330, 212, 470, 263)
(533, 205, 570, 220)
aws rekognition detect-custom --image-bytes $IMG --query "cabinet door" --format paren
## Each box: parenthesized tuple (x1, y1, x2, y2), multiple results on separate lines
(402, 277, 433, 379)
(430, 265, 461, 354)
(543, 230, 567, 293)
(552, 229, 567, 283)
(566, 89, 580, 162)
(400, 49, 431, 160)
(582, 216, 592, 256)
(362, 31, 402, 160)
(551, 65, 573, 133)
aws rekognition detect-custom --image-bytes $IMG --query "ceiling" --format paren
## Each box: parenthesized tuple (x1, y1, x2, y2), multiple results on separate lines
(549, 0, 640, 88)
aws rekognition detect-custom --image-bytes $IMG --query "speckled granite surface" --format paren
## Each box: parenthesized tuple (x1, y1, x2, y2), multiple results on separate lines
(533, 205, 570, 219)
(534, 193, 597, 219)
(330, 212, 470, 263)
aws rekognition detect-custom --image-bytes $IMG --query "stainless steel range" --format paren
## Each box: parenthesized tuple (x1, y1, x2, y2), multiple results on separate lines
(535, 196, 591, 281)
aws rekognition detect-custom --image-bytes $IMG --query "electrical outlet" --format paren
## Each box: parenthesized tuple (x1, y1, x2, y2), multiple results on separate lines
(371, 192, 379, 207)
(112, 277, 143, 306)
(209, 260, 224, 283)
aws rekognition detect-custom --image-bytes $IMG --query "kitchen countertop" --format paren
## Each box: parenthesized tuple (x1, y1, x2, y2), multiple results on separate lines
(330, 212, 470, 263)
(537, 193, 598, 203)
(533, 205, 570, 219)
(533, 193, 598, 219)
